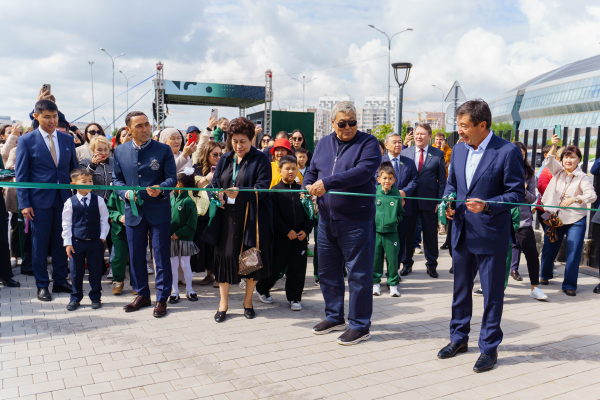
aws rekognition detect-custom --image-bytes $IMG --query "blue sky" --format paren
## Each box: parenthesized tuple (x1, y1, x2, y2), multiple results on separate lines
(1, 0, 599, 130)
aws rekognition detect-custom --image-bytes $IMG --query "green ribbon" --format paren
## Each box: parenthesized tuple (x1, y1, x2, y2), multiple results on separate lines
(438, 192, 457, 225)
(207, 193, 222, 226)
(301, 196, 314, 220)
(1, 181, 599, 212)
(127, 190, 144, 217)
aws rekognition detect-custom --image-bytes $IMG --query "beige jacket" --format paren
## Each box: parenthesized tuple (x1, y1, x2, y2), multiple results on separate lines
(6, 147, 16, 170)
(1, 134, 18, 166)
(541, 155, 596, 225)
(76, 143, 93, 161)
(191, 128, 213, 165)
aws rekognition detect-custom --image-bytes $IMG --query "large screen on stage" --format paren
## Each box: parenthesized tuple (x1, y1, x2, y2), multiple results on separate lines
(164, 80, 265, 107)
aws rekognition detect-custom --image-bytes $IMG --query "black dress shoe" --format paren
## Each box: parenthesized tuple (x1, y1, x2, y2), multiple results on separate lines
(473, 352, 497, 373)
(400, 266, 412, 276)
(539, 279, 549, 285)
(449, 267, 454, 274)
(510, 270, 523, 281)
(427, 268, 439, 278)
(337, 329, 370, 345)
(563, 289, 576, 297)
(37, 287, 51, 301)
(312, 320, 347, 335)
(440, 243, 449, 250)
(594, 284, 600, 294)
(91, 301, 102, 309)
(52, 283, 73, 293)
(66, 301, 80, 311)
(0, 278, 20, 287)
(243, 304, 256, 319)
(215, 310, 227, 323)
(437, 342, 468, 359)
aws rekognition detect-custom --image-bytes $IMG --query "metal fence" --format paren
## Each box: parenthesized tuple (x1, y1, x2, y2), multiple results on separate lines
(446, 127, 600, 269)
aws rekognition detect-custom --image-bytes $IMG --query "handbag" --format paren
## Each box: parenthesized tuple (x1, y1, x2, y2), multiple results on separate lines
(238, 192, 263, 275)
(542, 174, 573, 242)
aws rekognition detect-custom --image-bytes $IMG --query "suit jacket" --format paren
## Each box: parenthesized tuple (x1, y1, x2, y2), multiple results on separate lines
(201, 146, 273, 248)
(444, 134, 524, 254)
(401, 145, 447, 212)
(381, 154, 418, 216)
(15, 128, 79, 210)
(590, 158, 600, 225)
(112, 140, 177, 226)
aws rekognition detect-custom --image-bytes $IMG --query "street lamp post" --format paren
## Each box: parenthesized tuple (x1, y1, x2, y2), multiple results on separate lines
(432, 85, 446, 131)
(88, 61, 95, 122)
(368, 25, 413, 128)
(291, 76, 317, 112)
(392, 63, 413, 136)
(119, 71, 136, 112)
(100, 48, 125, 133)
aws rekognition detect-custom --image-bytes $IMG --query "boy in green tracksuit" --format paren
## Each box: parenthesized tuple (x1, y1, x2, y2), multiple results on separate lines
(505, 207, 521, 290)
(107, 191, 129, 295)
(373, 162, 405, 297)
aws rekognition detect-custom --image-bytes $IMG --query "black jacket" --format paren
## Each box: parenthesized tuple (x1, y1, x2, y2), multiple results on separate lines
(271, 181, 313, 237)
(201, 146, 273, 248)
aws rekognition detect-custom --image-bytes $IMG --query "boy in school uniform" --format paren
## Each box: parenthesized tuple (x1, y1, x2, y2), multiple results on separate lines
(62, 167, 110, 311)
(256, 155, 314, 310)
(295, 148, 309, 184)
(373, 161, 405, 297)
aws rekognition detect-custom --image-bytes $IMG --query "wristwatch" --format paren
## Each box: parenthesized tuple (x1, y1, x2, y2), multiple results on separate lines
(483, 202, 490, 213)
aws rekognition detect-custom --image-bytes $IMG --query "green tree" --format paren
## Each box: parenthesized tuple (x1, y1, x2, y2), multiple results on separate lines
(372, 123, 393, 141)
(490, 122, 513, 134)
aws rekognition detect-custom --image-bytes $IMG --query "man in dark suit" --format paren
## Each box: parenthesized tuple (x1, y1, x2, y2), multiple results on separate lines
(437, 100, 524, 373)
(16, 100, 79, 301)
(113, 111, 177, 318)
(381, 132, 418, 275)
(400, 123, 446, 278)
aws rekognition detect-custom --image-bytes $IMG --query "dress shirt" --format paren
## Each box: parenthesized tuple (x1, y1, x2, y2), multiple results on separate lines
(39, 126, 60, 165)
(414, 145, 429, 170)
(61, 192, 110, 246)
(465, 131, 493, 189)
(132, 139, 151, 150)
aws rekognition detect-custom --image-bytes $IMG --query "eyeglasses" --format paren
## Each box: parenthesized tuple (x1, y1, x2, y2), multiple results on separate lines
(88, 130, 101, 135)
(291, 136, 303, 142)
(335, 120, 358, 129)
(262, 138, 270, 143)
(210, 153, 221, 158)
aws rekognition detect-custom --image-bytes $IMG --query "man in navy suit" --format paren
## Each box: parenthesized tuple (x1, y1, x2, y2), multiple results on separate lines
(437, 100, 524, 373)
(16, 100, 79, 301)
(381, 132, 418, 277)
(112, 111, 177, 318)
(400, 123, 447, 278)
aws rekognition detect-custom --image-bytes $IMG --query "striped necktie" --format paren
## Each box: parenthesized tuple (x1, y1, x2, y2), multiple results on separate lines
(392, 158, 400, 181)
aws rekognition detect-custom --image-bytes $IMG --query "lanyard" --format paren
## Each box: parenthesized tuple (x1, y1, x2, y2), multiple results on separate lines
(232, 155, 239, 186)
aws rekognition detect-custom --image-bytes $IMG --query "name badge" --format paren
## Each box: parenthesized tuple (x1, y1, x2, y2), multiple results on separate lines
(227, 197, 236, 204)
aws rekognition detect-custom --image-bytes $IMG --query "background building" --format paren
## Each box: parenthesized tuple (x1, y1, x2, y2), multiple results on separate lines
(318, 94, 354, 110)
(356, 107, 388, 132)
(364, 93, 397, 128)
(307, 107, 331, 143)
(489, 54, 600, 141)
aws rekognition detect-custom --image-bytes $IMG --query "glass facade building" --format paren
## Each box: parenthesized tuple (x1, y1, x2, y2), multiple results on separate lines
(489, 54, 600, 134)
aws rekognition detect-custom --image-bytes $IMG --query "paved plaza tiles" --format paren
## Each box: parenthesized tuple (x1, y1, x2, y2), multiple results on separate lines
(2, 241, 600, 400)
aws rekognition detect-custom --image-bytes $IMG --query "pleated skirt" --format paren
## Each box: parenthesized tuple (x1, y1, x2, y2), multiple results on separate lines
(170, 239, 200, 258)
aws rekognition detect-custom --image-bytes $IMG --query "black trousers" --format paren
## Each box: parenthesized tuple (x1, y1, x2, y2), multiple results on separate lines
(447, 219, 453, 257)
(70, 238, 104, 302)
(0, 196, 13, 280)
(256, 236, 308, 302)
(10, 213, 20, 258)
(403, 206, 439, 270)
(514, 226, 540, 286)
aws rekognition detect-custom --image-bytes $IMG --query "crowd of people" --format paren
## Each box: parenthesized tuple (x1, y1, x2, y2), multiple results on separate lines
(1, 88, 600, 372)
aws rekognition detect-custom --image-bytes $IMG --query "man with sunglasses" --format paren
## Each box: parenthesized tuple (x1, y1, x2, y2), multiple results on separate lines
(304, 101, 381, 346)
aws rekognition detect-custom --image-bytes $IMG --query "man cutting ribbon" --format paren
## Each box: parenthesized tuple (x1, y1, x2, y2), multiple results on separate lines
(112, 111, 177, 318)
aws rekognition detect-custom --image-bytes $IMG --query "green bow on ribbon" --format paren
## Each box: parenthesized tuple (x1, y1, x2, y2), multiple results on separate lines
(127, 190, 144, 217)
(301, 195, 314, 220)
(207, 193, 222, 226)
(438, 192, 456, 225)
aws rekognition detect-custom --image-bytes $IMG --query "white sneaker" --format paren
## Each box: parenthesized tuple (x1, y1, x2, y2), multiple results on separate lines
(390, 285, 400, 297)
(147, 265, 154, 274)
(10, 257, 17, 267)
(373, 284, 381, 296)
(239, 278, 246, 289)
(473, 287, 483, 296)
(290, 301, 302, 311)
(255, 288, 273, 304)
(106, 269, 113, 279)
(530, 287, 548, 301)
(414, 247, 423, 254)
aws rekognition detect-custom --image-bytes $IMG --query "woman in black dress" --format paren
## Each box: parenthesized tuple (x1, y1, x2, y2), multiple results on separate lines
(203, 117, 272, 322)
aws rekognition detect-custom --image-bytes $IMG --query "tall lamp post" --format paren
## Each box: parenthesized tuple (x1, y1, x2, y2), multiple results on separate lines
(368, 25, 413, 126)
(119, 71, 136, 112)
(100, 48, 125, 133)
(392, 63, 413, 135)
(431, 85, 448, 131)
(291, 75, 317, 112)
(88, 61, 95, 122)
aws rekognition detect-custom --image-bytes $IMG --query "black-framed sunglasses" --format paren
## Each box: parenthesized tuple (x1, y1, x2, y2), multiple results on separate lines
(261, 138, 270, 142)
(88, 129, 101, 135)
(291, 136, 303, 142)
(335, 120, 358, 128)
(210, 152, 222, 158)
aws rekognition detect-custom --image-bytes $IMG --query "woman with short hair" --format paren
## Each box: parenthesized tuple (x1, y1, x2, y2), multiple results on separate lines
(204, 117, 272, 322)
(79, 136, 114, 201)
(539, 134, 596, 296)
(159, 128, 197, 172)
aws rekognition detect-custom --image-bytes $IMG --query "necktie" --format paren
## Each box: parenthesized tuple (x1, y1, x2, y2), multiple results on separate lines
(82, 197, 88, 208)
(392, 158, 400, 181)
(418, 149, 424, 173)
(47, 133, 58, 166)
